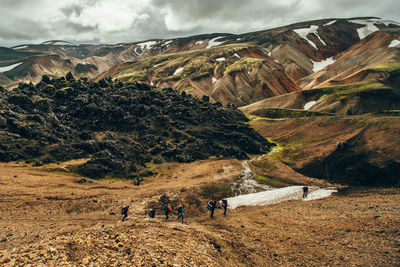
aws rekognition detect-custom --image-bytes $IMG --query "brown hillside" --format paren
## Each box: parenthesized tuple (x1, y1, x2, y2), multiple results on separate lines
(301, 29, 400, 89)
(0, 158, 399, 265)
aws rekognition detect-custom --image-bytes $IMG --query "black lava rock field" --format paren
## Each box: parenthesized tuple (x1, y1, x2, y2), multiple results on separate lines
(0, 74, 274, 178)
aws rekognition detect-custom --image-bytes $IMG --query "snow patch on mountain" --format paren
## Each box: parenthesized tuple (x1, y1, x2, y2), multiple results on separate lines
(206, 37, 226, 49)
(304, 101, 317, 110)
(311, 57, 335, 72)
(137, 41, 156, 51)
(303, 188, 338, 201)
(370, 18, 400, 27)
(389, 39, 400, 48)
(164, 40, 173, 46)
(233, 53, 240, 58)
(216, 57, 225, 62)
(195, 40, 204, 45)
(226, 186, 336, 209)
(293, 25, 325, 49)
(323, 20, 337, 26)
(0, 62, 23, 73)
(173, 67, 183, 75)
(13, 45, 28, 50)
(42, 41, 76, 46)
(212, 77, 218, 84)
(349, 19, 380, 39)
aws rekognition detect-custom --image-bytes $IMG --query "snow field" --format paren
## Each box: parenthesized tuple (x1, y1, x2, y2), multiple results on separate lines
(173, 67, 183, 75)
(311, 57, 335, 72)
(349, 19, 380, 39)
(195, 40, 204, 45)
(304, 101, 317, 110)
(389, 40, 400, 48)
(137, 41, 156, 51)
(293, 25, 325, 49)
(212, 77, 218, 84)
(0, 62, 23, 73)
(226, 186, 337, 209)
(206, 37, 226, 49)
(303, 188, 338, 201)
(215, 57, 225, 62)
(13, 45, 28, 50)
(323, 20, 337, 26)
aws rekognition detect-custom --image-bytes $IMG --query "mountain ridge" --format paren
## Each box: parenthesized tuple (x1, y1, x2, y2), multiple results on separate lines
(0, 17, 399, 108)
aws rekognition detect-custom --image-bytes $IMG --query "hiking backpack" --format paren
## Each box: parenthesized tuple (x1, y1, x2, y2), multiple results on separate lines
(207, 201, 213, 210)
(222, 200, 227, 208)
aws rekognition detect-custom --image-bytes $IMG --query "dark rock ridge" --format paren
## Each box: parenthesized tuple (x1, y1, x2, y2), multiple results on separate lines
(0, 73, 274, 178)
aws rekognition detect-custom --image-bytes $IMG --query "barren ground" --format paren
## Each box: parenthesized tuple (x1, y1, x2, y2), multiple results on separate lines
(0, 160, 399, 266)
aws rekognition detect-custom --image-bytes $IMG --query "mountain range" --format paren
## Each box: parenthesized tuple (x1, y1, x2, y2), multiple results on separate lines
(1, 17, 399, 111)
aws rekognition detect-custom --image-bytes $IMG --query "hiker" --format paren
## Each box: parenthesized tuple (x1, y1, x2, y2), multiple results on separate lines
(221, 199, 228, 216)
(302, 185, 309, 198)
(149, 208, 156, 218)
(121, 205, 129, 222)
(342, 141, 348, 150)
(177, 204, 184, 223)
(164, 203, 172, 219)
(207, 200, 217, 218)
(336, 141, 341, 150)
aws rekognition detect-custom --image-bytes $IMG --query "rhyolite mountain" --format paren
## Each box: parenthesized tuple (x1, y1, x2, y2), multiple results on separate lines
(1, 17, 399, 107)
(0, 74, 274, 179)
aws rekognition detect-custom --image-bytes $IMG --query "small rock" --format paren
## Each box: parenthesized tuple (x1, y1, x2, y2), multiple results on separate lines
(0, 256, 11, 264)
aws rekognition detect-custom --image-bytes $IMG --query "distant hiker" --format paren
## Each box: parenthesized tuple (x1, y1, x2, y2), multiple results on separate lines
(302, 186, 309, 198)
(121, 205, 129, 222)
(164, 203, 172, 219)
(207, 200, 217, 218)
(336, 141, 341, 150)
(342, 141, 348, 150)
(221, 199, 228, 216)
(149, 208, 156, 218)
(177, 204, 184, 223)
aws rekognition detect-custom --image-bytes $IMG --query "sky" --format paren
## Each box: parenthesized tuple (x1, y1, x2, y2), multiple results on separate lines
(0, 0, 399, 47)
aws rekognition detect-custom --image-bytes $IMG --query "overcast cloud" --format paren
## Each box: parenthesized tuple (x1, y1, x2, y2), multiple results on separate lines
(0, 0, 399, 47)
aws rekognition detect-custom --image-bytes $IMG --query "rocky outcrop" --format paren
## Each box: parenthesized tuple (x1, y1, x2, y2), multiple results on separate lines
(0, 74, 274, 178)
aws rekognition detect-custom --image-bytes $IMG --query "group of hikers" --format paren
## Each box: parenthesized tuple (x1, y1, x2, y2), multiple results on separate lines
(336, 141, 348, 151)
(120, 199, 229, 223)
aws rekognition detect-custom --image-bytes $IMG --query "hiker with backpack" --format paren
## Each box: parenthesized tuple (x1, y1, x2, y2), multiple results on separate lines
(121, 205, 129, 222)
(342, 141, 348, 150)
(207, 200, 217, 218)
(221, 199, 228, 216)
(164, 203, 172, 219)
(177, 204, 184, 223)
(336, 141, 341, 150)
(302, 185, 309, 198)
(149, 208, 156, 218)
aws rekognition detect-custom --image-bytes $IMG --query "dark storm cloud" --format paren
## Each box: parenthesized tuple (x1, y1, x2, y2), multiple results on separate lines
(0, 0, 399, 47)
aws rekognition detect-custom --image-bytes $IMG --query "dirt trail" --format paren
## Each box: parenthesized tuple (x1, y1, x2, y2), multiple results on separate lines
(0, 161, 399, 266)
